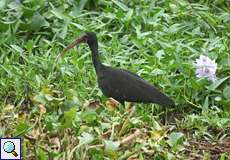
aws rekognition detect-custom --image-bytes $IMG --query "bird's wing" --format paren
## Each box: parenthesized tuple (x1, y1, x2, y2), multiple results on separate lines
(100, 67, 174, 106)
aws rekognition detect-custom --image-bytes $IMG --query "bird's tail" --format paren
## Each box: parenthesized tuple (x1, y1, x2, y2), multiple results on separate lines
(149, 89, 175, 107)
(161, 96, 175, 107)
(155, 92, 175, 107)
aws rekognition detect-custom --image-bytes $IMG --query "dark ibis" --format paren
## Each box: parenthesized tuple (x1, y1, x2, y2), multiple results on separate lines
(59, 32, 175, 106)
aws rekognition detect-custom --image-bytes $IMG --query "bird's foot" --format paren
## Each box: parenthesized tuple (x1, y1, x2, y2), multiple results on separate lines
(105, 97, 120, 111)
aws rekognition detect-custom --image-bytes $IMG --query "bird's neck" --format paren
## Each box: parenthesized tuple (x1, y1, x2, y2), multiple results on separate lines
(88, 42, 102, 73)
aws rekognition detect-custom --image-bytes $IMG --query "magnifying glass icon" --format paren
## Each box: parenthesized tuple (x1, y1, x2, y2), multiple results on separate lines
(3, 141, 18, 157)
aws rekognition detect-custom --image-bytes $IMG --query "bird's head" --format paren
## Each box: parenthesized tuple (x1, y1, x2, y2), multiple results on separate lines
(72, 32, 97, 44)
(83, 32, 97, 45)
(58, 32, 97, 58)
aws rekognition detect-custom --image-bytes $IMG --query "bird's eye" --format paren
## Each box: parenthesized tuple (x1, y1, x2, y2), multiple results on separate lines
(83, 35, 88, 42)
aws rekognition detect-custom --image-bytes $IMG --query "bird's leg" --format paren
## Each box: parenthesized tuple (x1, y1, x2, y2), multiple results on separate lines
(119, 104, 135, 136)
(105, 97, 120, 111)
(126, 102, 133, 112)
(164, 107, 168, 125)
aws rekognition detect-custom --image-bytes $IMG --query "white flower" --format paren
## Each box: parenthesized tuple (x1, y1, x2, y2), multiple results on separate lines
(194, 55, 217, 82)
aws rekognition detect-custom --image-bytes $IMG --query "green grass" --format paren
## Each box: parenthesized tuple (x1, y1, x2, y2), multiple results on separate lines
(0, 0, 230, 159)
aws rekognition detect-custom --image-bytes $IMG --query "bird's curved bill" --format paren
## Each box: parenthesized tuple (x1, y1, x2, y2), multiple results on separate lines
(56, 36, 86, 61)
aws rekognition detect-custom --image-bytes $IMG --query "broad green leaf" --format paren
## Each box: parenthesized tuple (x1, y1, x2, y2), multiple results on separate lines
(220, 57, 230, 66)
(208, 76, 230, 91)
(13, 122, 30, 136)
(81, 111, 98, 124)
(203, 96, 209, 110)
(61, 107, 77, 128)
(25, 40, 34, 53)
(30, 13, 49, 31)
(222, 100, 230, 112)
(191, 78, 203, 90)
(0, 0, 6, 10)
(167, 132, 184, 147)
(223, 86, 230, 99)
(89, 148, 104, 160)
(50, 4, 69, 20)
(33, 93, 46, 104)
(37, 148, 48, 160)
(64, 107, 77, 120)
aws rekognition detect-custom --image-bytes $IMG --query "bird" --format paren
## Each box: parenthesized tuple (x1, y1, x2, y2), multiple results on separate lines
(58, 32, 175, 107)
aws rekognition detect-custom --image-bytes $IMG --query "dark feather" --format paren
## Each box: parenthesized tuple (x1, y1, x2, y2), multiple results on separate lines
(98, 66, 175, 106)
